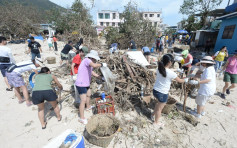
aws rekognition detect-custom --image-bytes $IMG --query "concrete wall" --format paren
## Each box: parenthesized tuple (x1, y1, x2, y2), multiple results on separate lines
(214, 16, 237, 54)
(97, 11, 123, 27)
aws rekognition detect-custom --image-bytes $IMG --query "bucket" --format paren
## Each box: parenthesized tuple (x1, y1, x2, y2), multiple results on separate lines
(46, 57, 56, 64)
(162, 96, 177, 114)
(84, 114, 120, 147)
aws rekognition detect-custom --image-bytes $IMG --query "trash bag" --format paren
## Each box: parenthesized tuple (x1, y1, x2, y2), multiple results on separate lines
(100, 67, 116, 95)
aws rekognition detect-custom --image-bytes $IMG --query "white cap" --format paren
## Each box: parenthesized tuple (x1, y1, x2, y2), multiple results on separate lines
(85, 50, 100, 61)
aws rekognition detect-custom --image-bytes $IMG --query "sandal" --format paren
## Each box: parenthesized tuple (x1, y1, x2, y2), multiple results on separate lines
(42, 122, 47, 129)
(78, 118, 88, 125)
(6, 88, 13, 91)
(18, 100, 25, 104)
(26, 102, 33, 107)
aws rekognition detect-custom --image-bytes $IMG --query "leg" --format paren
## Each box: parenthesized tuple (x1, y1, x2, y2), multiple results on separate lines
(86, 89, 91, 109)
(79, 94, 87, 119)
(20, 85, 31, 104)
(147, 55, 151, 64)
(37, 103, 46, 127)
(48, 101, 61, 120)
(222, 82, 229, 94)
(4, 77, 11, 89)
(228, 83, 236, 90)
(154, 101, 166, 124)
(197, 105, 204, 114)
(14, 87, 24, 102)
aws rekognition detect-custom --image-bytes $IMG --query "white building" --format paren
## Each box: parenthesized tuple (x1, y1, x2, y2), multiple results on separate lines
(142, 11, 162, 28)
(97, 10, 123, 27)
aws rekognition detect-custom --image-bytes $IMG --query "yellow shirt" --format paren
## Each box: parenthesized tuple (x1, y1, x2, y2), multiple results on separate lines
(215, 51, 226, 62)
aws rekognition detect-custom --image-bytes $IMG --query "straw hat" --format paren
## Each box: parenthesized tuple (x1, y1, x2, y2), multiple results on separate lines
(85, 50, 100, 61)
(200, 56, 215, 64)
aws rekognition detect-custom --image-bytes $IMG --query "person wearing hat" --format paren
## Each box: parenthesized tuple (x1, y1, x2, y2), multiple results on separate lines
(220, 50, 237, 99)
(75, 50, 106, 124)
(5, 58, 42, 106)
(190, 56, 216, 118)
(71, 46, 88, 107)
(181, 50, 193, 76)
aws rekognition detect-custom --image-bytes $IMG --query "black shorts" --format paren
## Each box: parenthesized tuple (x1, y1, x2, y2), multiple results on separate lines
(0, 64, 10, 77)
(76, 86, 90, 95)
(144, 52, 150, 56)
(32, 90, 57, 105)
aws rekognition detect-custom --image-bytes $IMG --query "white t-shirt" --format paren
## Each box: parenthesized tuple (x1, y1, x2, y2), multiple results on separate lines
(191, 64, 205, 72)
(198, 66, 216, 96)
(153, 68, 177, 94)
(0, 45, 16, 64)
(13, 60, 37, 74)
(179, 35, 182, 40)
(47, 38, 52, 44)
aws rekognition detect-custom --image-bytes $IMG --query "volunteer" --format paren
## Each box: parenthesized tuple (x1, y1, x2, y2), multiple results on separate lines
(75, 50, 106, 124)
(60, 41, 75, 66)
(32, 67, 63, 129)
(213, 46, 228, 71)
(6, 58, 42, 106)
(151, 54, 188, 127)
(0, 36, 16, 91)
(142, 46, 151, 63)
(47, 36, 54, 50)
(181, 50, 193, 75)
(53, 35, 58, 51)
(190, 56, 216, 118)
(220, 50, 237, 99)
(28, 36, 43, 60)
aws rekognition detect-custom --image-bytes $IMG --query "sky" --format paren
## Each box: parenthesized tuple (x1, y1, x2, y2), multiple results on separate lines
(49, 0, 233, 26)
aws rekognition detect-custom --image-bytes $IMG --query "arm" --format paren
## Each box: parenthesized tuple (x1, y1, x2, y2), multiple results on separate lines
(39, 47, 43, 53)
(92, 71, 101, 78)
(52, 75, 63, 90)
(174, 77, 185, 83)
(71, 63, 76, 75)
(226, 51, 228, 58)
(199, 79, 211, 84)
(89, 61, 102, 68)
(28, 47, 31, 54)
(33, 69, 38, 74)
(8, 50, 16, 64)
(221, 60, 229, 71)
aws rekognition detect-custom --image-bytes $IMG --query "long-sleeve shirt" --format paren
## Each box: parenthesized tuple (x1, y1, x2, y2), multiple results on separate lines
(0, 45, 16, 64)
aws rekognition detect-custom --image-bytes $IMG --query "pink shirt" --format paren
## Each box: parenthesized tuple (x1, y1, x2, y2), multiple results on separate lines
(184, 54, 193, 67)
(75, 58, 93, 87)
(226, 56, 237, 74)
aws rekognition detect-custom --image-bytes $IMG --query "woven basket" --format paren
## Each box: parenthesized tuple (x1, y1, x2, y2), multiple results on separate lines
(84, 114, 120, 148)
(162, 96, 177, 114)
(46, 57, 56, 64)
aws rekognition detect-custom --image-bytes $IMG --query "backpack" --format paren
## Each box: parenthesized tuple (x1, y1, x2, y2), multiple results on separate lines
(6, 63, 32, 73)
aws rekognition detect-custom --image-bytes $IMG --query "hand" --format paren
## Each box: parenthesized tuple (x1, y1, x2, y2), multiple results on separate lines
(101, 63, 107, 67)
(184, 78, 189, 83)
(73, 75, 77, 81)
(189, 80, 199, 85)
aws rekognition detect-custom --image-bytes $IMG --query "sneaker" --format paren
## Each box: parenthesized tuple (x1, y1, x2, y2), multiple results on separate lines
(226, 89, 230, 95)
(79, 118, 88, 125)
(220, 93, 226, 99)
(191, 111, 201, 118)
(150, 114, 154, 122)
(201, 112, 206, 116)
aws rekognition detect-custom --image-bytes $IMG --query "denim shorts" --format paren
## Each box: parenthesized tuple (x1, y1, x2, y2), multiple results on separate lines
(31, 52, 41, 60)
(153, 89, 168, 103)
(76, 86, 90, 95)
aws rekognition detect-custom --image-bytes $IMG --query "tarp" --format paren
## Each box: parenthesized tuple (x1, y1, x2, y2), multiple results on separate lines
(177, 30, 188, 34)
(126, 51, 150, 67)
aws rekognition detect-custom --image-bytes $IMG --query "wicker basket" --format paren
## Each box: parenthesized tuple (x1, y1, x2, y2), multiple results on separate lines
(46, 57, 56, 64)
(162, 96, 177, 114)
(84, 114, 120, 148)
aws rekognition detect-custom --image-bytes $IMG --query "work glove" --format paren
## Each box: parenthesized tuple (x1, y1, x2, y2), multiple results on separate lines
(101, 63, 107, 67)
(184, 78, 189, 83)
(188, 74, 195, 78)
(73, 75, 77, 81)
(189, 80, 199, 85)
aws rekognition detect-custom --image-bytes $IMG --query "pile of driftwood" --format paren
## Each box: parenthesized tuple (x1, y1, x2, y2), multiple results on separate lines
(99, 53, 156, 110)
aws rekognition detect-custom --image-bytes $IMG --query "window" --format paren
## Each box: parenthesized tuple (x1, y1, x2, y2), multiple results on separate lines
(98, 13, 103, 19)
(105, 13, 110, 19)
(157, 14, 160, 17)
(119, 13, 122, 19)
(150, 14, 154, 17)
(222, 25, 236, 39)
(100, 22, 103, 26)
(118, 23, 121, 26)
(154, 22, 157, 27)
(145, 14, 148, 17)
(106, 22, 109, 26)
(113, 13, 116, 19)
(112, 22, 115, 26)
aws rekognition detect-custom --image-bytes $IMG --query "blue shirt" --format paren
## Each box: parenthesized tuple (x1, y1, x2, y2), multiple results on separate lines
(142, 47, 150, 53)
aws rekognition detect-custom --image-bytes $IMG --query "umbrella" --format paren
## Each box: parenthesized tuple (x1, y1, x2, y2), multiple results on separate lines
(177, 30, 188, 34)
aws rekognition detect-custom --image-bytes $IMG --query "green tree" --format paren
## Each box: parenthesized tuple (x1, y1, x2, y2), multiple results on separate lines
(179, 0, 223, 27)
(180, 15, 202, 32)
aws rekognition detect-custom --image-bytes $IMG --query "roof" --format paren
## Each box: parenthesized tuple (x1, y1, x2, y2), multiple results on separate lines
(193, 30, 218, 33)
(225, 3, 237, 13)
(216, 11, 237, 20)
(195, 9, 226, 17)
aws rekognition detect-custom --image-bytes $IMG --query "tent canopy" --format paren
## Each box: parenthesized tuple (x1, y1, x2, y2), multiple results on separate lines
(177, 30, 188, 34)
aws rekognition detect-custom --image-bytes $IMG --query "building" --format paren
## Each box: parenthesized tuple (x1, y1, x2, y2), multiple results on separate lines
(142, 11, 162, 28)
(39, 24, 55, 36)
(97, 10, 123, 27)
(214, 1, 237, 54)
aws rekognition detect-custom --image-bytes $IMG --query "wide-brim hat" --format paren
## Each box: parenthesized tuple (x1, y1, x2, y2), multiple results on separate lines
(85, 50, 100, 61)
(200, 56, 215, 64)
